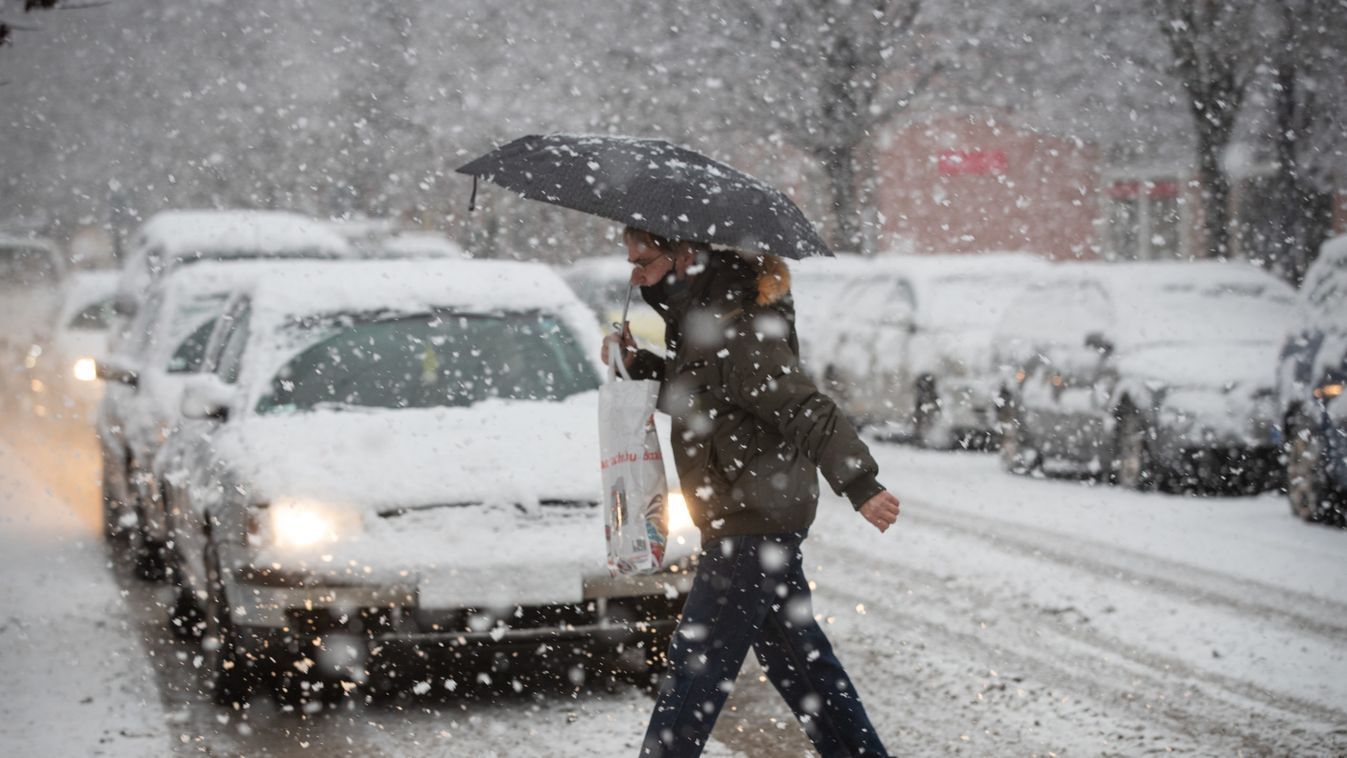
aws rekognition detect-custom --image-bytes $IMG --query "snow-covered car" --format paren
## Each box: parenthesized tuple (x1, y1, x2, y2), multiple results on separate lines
(43, 270, 119, 421)
(0, 235, 66, 413)
(96, 262, 282, 574)
(156, 260, 698, 706)
(996, 261, 1296, 493)
(819, 253, 1050, 447)
(373, 230, 469, 259)
(789, 252, 873, 378)
(560, 256, 666, 349)
(114, 209, 352, 313)
(1276, 234, 1347, 524)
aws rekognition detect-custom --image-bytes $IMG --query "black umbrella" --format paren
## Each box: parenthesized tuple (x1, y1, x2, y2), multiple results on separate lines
(456, 134, 833, 259)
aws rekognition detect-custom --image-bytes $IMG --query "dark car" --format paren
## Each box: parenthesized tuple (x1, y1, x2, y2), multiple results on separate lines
(1275, 235, 1347, 525)
(995, 261, 1296, 493)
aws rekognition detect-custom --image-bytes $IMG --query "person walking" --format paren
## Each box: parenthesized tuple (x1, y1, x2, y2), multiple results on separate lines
(603, 226, 901, 758)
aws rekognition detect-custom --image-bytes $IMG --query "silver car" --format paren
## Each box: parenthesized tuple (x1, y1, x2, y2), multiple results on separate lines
(157, 260, 698, 707)
(996, 261, 1295, 492)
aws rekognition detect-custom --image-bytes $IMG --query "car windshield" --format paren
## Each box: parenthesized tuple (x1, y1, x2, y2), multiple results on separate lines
(923, 275, 1029, 331)
(1124, 282, 1296, 346)
(256, 311, 599, 414)
(0, 246, 58, 287)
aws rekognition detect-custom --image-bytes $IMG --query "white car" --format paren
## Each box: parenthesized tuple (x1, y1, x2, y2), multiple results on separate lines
(819, 253, 1051, 447)
(995, 261, 1295, 492)
(0, 235, 66, 413)
(45, 270, 119, 421)
(156, 260, 698, 706)
(114, 209, 352, 313)
(789, 253, 874, 378)
(96, 262, 289, 572)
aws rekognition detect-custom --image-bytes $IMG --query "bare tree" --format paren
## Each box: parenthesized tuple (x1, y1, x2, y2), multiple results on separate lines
(1153, 0, 1263, 258)
(699, 0, 942, 253)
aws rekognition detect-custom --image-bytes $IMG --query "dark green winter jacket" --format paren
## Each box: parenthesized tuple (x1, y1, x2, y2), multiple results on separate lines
(627, 250, 885, 538)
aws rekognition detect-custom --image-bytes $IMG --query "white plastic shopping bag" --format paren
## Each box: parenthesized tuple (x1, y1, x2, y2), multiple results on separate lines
(598, 349, 669, 576)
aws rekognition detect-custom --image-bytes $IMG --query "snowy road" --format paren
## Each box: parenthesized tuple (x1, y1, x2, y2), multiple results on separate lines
(2, 415, 1345, 756)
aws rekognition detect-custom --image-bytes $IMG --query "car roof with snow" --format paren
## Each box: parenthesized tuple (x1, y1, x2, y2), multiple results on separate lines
(1303, 234, 1347, 333)
(133, 210, 351, 258)
(850, 252, 1053, 327)
(118, 210, 352, 301)
(1001, 260, 1296, 348)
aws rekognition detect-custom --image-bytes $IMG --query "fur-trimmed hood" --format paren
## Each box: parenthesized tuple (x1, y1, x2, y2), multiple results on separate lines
(752, 254, 791, 306)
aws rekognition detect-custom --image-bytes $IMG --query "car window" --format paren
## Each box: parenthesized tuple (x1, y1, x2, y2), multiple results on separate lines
(67, 298, 116, 330)
(255, 311, 599, 414)
(166, 317, 218, 374)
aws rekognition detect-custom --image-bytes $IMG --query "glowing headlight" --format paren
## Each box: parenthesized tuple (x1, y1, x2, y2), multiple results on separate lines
(72, 357, 97, 382)
(667, 492, 694, 533)
(269, 500, 362, 549)
(1315, 383, 1344, 400)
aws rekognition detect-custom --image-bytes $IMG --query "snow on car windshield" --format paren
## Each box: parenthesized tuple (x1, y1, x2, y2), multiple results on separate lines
(925, 275, 1027, 330)
(256, 310, 598, 413)
(1122, 281, 1295, 347)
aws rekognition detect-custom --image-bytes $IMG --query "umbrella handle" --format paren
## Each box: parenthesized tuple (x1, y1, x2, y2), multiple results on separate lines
(607, 286, 636, 382)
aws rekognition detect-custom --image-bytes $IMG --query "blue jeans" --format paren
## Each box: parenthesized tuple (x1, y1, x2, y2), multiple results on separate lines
(640, 531, 888, 757)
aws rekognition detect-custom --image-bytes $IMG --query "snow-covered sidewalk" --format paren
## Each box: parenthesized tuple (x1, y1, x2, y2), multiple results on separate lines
(0, 439, 168, 756)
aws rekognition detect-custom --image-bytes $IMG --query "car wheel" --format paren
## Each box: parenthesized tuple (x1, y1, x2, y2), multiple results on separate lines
(998, 394, 1038, 475)
(128, 509, 167, 581)
(1286, 414, 1330, 523)
(202, 542, 254, 707)
(1114, 407, 1161, 491)
(100, 449, 127, 542)
(912, 378, 954, 449)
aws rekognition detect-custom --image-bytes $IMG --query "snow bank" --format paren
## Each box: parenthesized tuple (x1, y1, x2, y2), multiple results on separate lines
(0, 441, 166, 755)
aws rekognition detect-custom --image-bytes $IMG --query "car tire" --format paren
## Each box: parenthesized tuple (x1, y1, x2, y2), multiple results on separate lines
(100, 449, 127, 542)
(202, 542, 254, 707)
(912, 378, 954, 450)
(998, 394, 1038, 475)
(128, 509, 167, 581)
(1286, 413, 1333, 523)
(1114, 407, 1162, 491)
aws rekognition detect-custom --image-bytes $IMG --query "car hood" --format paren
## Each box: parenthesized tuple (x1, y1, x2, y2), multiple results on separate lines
(227, 392, 604, 509)
(1116, 342, 1278, 393)
(221, 391, 698, 605)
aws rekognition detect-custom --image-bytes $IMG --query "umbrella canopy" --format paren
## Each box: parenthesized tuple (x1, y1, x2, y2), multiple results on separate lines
(457, 134, 833, 259)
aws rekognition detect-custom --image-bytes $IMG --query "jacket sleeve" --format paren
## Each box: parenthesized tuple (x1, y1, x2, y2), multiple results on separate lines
(626, 348, 665, 382)
(724, 334, 885, 510)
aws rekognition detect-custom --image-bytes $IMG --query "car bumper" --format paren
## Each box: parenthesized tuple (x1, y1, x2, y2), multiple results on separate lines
(223, 571, 689, 679)
(224, 565, 689, 632)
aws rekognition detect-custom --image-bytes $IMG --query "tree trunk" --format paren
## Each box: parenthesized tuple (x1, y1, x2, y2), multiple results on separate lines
(1194, 125, 1232, 259)
(820, 144, 861, 253)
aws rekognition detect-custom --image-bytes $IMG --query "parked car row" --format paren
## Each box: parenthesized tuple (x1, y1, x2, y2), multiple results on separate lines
(91, 210, 697, 708)
(737, 243, 1344, 522)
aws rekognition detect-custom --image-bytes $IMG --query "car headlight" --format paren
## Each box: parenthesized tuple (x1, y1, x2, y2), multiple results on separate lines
(667, 491, 694, 533)
(268, 499, 363, 549)
(72, 357, 97, 382)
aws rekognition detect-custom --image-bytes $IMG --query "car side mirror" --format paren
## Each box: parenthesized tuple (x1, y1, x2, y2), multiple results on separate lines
(180, 375, 235, 422)
(1084, 332, 1114, 356)
(94, 356, 139, 388)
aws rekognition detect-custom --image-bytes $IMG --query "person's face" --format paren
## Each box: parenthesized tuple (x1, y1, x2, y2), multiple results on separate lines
(626, 232, 674, 287)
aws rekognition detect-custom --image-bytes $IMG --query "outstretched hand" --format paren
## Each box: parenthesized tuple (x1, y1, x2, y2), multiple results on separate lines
(859, 490, 901, 533)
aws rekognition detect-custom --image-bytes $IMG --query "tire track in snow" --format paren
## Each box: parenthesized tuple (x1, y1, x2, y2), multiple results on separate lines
(808, 535, 1347, 756)
(906, 497, 1347, 643)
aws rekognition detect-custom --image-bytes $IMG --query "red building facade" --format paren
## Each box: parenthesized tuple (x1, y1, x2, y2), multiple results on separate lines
(872, 112, 1102, 260)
